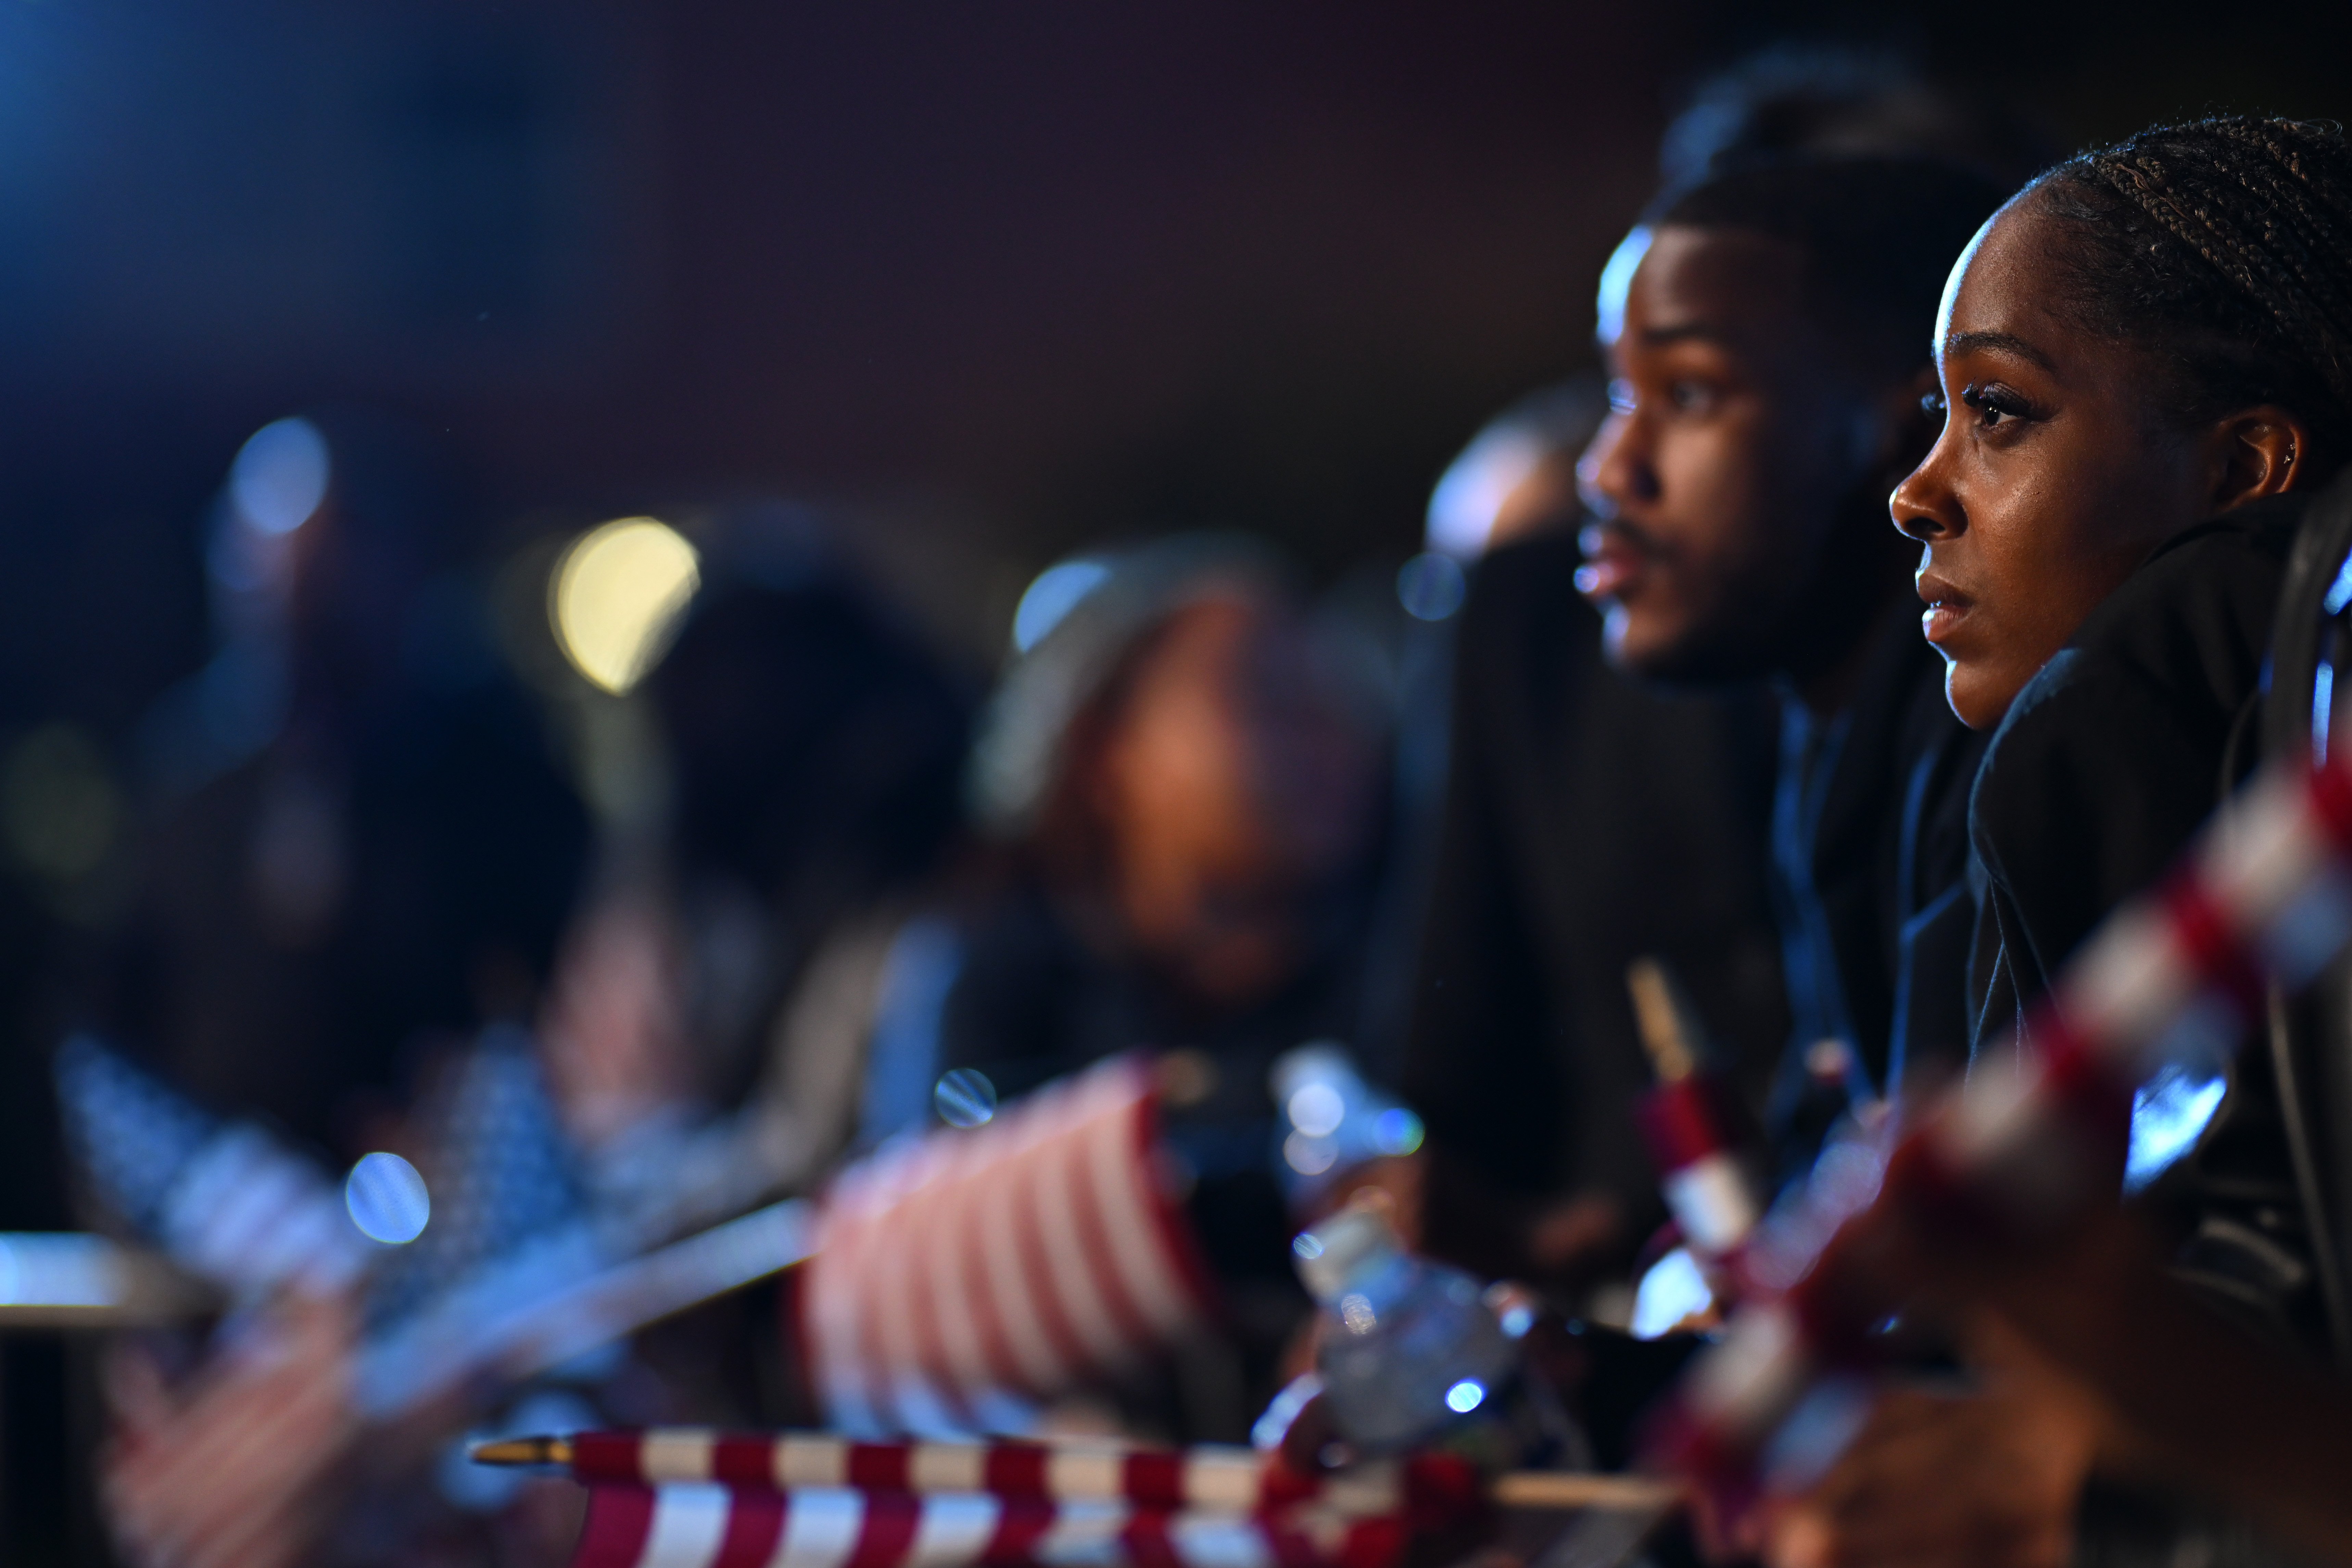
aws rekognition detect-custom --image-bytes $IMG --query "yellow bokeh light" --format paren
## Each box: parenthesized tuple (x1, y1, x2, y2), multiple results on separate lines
(549, 517, 701, 695)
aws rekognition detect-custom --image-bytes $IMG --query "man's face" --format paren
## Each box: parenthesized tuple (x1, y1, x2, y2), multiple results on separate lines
(1575, 224, 1883, 681)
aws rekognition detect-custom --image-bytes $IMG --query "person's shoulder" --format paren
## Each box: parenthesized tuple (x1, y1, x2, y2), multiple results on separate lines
(1476, 526, 1584, 580)
(1970, 499, 2304, 878)
(1446, 531, 1606, 711)
(1457, 530, 1595, 635)
(1985, 497, 2300, 774)
(2064, 496, 2301, 693)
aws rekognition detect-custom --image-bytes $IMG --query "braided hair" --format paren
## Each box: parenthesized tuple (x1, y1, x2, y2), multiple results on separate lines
(2033, 117, 2352, 464)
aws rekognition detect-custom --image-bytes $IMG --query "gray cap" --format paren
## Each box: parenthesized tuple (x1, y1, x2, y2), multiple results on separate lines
(967, 533, 1283, 837)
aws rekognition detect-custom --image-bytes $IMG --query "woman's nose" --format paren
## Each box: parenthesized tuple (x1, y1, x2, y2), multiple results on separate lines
(1889, 452, 1960, 544)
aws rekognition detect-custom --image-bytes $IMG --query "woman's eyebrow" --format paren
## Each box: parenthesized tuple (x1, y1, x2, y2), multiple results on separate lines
(1944, 329, 2056, 372)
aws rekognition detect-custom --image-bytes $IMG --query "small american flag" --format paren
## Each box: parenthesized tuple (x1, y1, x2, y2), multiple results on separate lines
(801, 1057, 1220, 1437)
(53, 1034, 367, 1298)
(364, 1028, 591, 1329)
(480, 1430, 1484, 1568)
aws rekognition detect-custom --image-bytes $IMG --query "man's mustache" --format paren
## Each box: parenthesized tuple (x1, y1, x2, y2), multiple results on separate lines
(1579, 517, 1668, 561)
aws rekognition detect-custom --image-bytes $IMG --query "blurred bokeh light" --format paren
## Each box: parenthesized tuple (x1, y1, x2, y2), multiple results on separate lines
(549, 516, 701, 694)
(344, 1151, 432, 1247)
(226, 419, 332, 540)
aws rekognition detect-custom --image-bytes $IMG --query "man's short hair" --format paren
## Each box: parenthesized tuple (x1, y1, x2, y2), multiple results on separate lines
(1658, 43, 2050, 194)
(1648, 156, 2011, 375)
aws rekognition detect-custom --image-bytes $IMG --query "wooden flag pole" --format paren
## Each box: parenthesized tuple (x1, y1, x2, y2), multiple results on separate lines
(472, 1436, 576, 1466)
(467, 1436, 1681, 1514)
(1487, 1471, 1680, 1512)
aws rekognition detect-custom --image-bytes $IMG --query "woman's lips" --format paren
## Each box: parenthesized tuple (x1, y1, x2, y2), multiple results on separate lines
(1917, 573, 1973, 646)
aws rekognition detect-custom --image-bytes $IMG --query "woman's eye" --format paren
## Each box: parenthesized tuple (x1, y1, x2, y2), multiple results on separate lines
(1920, 388, 1948, 420)
(1960, 382, 2032, 430)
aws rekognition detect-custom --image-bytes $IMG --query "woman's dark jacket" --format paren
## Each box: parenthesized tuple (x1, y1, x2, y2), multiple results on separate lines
(1967, 493, 2335, 1356)
(1968, 497, 2303, 1055)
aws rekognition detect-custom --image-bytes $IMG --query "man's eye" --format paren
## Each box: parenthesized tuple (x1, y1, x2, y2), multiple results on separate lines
(1606, 379, 1638, 415)
(1667, 380, 1715, 412)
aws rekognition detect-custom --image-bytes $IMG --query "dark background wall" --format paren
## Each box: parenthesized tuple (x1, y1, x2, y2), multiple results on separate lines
(0, 0, 2347, 717)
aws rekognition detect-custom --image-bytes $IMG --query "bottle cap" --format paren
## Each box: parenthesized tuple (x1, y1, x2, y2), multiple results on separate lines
(1292, 1198, 1400, 1303)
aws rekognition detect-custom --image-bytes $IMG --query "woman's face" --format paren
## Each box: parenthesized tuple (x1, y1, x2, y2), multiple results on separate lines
(1891, 192, 2280, 730)
(1085, 597, 1378, 1008)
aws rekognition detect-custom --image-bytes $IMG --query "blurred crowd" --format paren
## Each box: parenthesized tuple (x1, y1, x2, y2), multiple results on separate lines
(10, 34, 2352, 1568)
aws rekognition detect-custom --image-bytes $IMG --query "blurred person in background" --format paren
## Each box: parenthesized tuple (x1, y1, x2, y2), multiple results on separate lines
(1421, 378, 1610, 564)
(538, 516, 972, 1216)
(882, 533, 1390, 1436)
(79, 410, 593, 1567)
(99, 409, 590, 1155)
(941, 535, 1384, 1105)
(533, 516, 973, 1415)
(91, 497, 975, 1567)
(1348, 376, 1626, 1109)
(1372, 376, 1788, 1303)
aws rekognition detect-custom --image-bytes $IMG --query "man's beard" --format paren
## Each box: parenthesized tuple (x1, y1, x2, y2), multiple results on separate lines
(1595, 486, 1910, 692)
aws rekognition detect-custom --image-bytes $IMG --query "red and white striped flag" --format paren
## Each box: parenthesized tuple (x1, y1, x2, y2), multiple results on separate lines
(1635, 1075, 1759, 1267)
(801, 1057, 1220, 1436)
(508, 1430, 1484, 1568)
(1655, 748, 2352, 1504)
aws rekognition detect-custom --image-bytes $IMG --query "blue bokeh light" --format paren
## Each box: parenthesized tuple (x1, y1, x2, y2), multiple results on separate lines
(1012, 559, 1112, 652)
(229, 417, 332, 537)
(934, 1067, 998, 1128)
(2125, 1063, 2228, 1192)
(1396, 552, 1467, 622)
(1370, 1106, 1424, 1156)
(345, 1150, 430, 1244)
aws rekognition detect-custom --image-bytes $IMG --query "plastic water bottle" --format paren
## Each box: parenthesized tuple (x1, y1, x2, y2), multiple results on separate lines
(1293, 1201, 1576, 1467)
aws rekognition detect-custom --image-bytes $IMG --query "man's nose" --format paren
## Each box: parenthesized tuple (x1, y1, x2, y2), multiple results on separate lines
(1577, 414, 1656, 515)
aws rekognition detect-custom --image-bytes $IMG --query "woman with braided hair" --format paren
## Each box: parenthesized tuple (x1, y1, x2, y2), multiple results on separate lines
(1900, 116, 2352, 1056)
(1739, 119, 2352, 1568)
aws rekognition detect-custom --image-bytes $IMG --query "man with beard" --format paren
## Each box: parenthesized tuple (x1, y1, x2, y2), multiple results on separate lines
(1574, 156, 2005, 1179)
(1395, 155, 2008, 1317)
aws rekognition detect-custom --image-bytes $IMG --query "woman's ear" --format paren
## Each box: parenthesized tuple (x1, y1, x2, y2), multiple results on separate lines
(2208, 404, 2318, 510)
